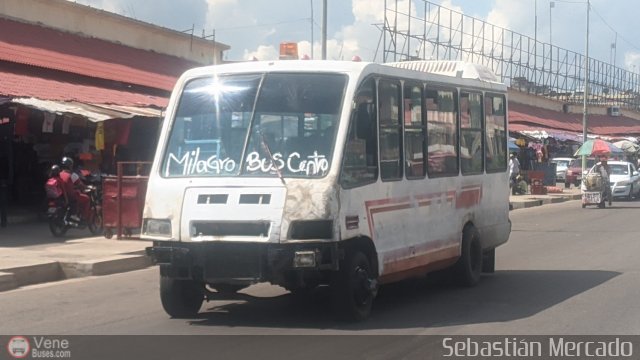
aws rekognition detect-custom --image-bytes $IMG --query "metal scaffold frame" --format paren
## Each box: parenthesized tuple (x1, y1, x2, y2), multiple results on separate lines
(381, 0, 640, 111)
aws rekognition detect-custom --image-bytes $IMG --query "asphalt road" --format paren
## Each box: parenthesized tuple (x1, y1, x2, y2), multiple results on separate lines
(1, 199, 640, 337)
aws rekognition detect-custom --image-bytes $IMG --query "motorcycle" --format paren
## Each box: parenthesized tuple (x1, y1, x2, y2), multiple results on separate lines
(46, 181, 103, 237)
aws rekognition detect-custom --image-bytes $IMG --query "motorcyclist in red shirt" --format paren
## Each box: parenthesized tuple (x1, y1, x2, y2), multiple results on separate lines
(59, 157, 90, 222)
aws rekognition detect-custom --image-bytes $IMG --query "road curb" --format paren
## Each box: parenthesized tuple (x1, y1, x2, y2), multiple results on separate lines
(5, 262, 64, 287)
(510, 191, 581, 210)
(0, 255, 153, 292)
(0, 272, 18, 292)
(60, 254, 153, 278)
(510, 199, 543, 209)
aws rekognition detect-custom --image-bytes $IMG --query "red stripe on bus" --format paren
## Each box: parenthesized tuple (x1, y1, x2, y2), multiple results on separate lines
(379, 245, 460, 283)
(363, 188, 471, 238)
(456, 187, 483, 209)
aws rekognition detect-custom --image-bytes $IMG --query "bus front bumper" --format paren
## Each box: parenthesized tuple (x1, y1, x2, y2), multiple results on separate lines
(145, 241, 340, 284)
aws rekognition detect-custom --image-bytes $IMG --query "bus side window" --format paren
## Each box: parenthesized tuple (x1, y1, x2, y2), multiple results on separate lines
(378, 79, 403, 181)
(485, 94, 507, 172)
(341, 81, 378, 188)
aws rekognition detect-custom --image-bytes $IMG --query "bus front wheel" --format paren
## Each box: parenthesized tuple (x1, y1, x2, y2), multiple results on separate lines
(160, 276, 204, 318)
(453, 225, 483, 287)
(481, 248, 495, 273)
(331, 250, 377, 321)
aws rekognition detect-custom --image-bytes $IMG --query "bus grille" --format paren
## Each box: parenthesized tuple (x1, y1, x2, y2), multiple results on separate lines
(191, 221, 271, 238)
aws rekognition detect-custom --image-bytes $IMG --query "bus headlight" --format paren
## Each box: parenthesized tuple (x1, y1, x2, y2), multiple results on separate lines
(293, 251, 318, 268)
(289, 220, 333, 240)
(143, 219, 172, 237)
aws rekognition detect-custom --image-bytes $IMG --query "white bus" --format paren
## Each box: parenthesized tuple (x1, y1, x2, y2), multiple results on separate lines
(143, 59, 511, 321)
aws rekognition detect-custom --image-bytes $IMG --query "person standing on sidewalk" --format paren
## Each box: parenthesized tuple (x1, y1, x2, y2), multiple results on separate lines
(509, 152, 521, 195)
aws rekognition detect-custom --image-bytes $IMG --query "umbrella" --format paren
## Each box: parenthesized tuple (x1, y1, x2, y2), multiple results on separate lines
(612, 140, 640, 154)
(573, 139, 623, 157)
(508, 140, 519, 151)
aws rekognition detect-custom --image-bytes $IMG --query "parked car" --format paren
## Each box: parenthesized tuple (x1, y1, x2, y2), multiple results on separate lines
(602, 161, 640, 200)
(550, 157, 573, 182)
(565, 158, 596, 188)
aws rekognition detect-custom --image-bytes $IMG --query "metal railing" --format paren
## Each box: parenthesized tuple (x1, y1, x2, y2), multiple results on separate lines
(380, 0, 640, 111)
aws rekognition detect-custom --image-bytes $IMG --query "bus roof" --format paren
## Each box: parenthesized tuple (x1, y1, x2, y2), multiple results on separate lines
(385, 61, 502, 85)
(180, 60, 505, 90)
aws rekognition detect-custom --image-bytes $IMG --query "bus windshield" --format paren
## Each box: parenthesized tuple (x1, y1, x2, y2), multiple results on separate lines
(162, 72, 347, 178)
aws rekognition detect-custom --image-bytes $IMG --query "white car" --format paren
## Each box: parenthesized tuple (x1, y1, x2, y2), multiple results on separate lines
(550, 157, 573, 182)
(585, 161, 640, 200)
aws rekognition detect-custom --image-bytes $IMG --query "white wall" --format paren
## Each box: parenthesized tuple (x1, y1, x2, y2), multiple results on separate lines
(0, 0, 229, 65)
(509, 89, 640, 121)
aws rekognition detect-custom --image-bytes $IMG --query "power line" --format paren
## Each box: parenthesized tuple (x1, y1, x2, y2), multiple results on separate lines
(590, 4, 640, 53)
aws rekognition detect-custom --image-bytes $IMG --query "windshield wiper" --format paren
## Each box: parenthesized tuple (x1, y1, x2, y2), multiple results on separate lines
(257, 129, 286, 186)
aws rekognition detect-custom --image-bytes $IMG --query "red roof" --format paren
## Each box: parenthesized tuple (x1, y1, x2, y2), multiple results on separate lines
(0, 17, 199, 91)
(509, 103, 640, 136)
(0, 68, 167, 107)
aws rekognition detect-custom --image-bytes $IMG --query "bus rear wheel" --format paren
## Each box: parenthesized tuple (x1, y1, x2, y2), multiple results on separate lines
(453, 225, 483, 287)
(160, 276, 204, 318)
(331, 250, 377, 321)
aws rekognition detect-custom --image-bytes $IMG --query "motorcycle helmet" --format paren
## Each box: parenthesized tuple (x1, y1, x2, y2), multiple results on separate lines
(61, 157, 74, 170)
(50, 164, 61, 177)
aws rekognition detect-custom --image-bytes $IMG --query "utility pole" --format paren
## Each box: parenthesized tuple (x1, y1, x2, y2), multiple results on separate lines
(310, 0, 314, 59)
(613, 32, 617, 67)
(321, 0, 327, 60)
(550, 1, 554, 90)
(549, 1, 554, 45)
(534, 0, 538, 84)
(582, 0, 590, 173)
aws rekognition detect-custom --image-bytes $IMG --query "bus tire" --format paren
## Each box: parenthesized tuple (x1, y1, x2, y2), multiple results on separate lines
(481, 248, 495, 273)
(331, 250, 376, 321)
(160, 276, 204, 318)
(453, 225, 483, 287)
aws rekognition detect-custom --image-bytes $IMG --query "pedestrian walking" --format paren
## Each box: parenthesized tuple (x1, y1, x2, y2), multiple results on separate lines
(509, 152, 521, 195)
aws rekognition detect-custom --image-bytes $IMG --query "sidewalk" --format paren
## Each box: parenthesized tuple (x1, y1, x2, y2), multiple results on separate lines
(0, 186, 583, 292)
(0, 222, 151, 292)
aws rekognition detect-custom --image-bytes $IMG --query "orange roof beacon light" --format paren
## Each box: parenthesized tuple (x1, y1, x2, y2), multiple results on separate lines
(300, 54, 311, 60)
(279, 42, 299, 60)
(351, 55, 362, 62)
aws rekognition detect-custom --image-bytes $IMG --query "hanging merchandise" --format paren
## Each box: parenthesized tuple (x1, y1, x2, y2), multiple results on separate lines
(42, 112, 55, 133)
(115, 119, 132, 145)
(62, 115, 72, 135)
(14, 106, 29, 136)
(95, 122, 105, 151)
(0, 107, 14, 140)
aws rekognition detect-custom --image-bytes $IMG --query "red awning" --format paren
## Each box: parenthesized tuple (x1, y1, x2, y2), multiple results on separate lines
(509, 103, 640, 136)
(0, 68, 167, 108)
(0, 17, 199, 91)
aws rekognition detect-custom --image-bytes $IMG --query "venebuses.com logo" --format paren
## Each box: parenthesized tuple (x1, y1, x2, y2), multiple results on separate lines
(6, 336, 30, 359)
(6, 336, 72, 359)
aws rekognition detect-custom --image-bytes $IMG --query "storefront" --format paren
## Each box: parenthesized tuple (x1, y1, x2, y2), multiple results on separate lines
(0, 99, 162, 210)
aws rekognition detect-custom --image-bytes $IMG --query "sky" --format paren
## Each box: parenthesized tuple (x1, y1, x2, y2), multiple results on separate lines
(65, 0, 640, 71)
